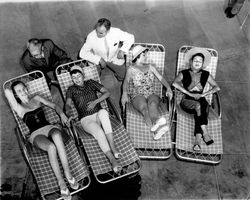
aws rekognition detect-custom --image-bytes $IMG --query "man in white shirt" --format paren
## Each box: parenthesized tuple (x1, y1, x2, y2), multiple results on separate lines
(79, 18, 135, 81)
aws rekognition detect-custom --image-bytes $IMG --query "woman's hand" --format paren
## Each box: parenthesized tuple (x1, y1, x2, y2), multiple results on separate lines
(166, 88, 173, 100)
(60, 113, 71, 127)
(121, 93, 129, 110)
(86, 100, 97, 111)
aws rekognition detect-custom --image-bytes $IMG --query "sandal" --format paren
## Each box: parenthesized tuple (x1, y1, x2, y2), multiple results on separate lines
(153, 125, 169, 140)
(114, 152, 122, 159)
(151, 117, 167, 132)
(193, 143, 201, 152)
(60, 187, 71, 200)
(113, 165, 122, 173)
(67, 177, 79, 190)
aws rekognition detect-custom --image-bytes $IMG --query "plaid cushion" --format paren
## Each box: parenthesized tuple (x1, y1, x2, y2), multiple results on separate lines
(30, 134, 88, 195)
(74, 115, 139, 175)
(4, 71, 89, 197)
(126, 43, 172, 152)
(175, 46, 223, 155)
(56, 60, 140, 178)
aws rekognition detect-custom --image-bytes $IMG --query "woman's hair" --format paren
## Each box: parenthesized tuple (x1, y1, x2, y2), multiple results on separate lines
(70, 69, 83, 76)
(132, 49, 148, 63)
(191, 53, 205, 63)
(94, 18, 111, 30)
(11, 81, 26, 104)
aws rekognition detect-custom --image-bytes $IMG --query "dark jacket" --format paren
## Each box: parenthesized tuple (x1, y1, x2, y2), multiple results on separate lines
(20, 39, 72, 84)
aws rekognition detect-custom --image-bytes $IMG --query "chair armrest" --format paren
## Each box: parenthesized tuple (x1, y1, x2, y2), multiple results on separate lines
(106, 97, 123, 123)
(14, 127, 31, 166)
(211, 91, 221, 118)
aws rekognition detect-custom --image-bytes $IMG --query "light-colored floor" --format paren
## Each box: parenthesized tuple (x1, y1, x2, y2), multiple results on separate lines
(0, 0, 250, 199)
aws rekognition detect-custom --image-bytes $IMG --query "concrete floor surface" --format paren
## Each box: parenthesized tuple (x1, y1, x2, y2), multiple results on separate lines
(0, 0, 249, 199)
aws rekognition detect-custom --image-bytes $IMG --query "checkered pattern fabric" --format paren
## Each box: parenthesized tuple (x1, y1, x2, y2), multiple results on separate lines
(175, 46, 223, 155)
(56, 61, 139, 178)
(4, 71, 89, 197)
(126, 43, 172, 153)
(74, 115, 139, 175)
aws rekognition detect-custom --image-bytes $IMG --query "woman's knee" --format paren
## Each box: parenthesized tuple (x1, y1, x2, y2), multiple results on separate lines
(97, 109, 109, 118)
(47, 142, 57, 153)
(148, 100, 159, 109)
(50, 128, 62, 139)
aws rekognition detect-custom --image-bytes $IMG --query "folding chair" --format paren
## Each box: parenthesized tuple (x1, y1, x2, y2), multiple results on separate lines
(3, 71, 90, 200)
(174, 45, 223, 164)
(125, 43, 174, 159)
(56, 60, 141, 184)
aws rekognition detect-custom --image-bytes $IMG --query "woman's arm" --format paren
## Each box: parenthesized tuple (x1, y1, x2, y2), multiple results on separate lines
(34, 95, 70, 126)
(172, 72, 192, 96)
(121, 67, 132, 109)
(86, 86, 110, 111)
(201, 75, 220, 97)
(150, 65, 173, 99)
(4, 89, 22, 116)
(95, 87, 110, 104)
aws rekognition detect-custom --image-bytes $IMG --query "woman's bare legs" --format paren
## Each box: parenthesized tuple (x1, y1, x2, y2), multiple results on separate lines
(81, 116, 120, 171)
(132, 95, 152, 128)
(50, 129, 74, 182)
(33, 135, 67, 191)
(147, 94, 161, 123)
(96, 109, 120, 157)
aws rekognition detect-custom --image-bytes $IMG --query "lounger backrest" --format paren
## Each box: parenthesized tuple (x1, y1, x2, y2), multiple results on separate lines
(127, 43, 165, 98)
(3, 71, 60, 138)
(56, 60, 108, 120)
(176, 46, 218, 104)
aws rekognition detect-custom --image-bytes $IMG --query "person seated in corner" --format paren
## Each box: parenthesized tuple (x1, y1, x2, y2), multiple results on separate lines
(5, 81, 78, 200)
(172, 47, 220, 151)
(65, 65, 122, 173)
(20, 38, 73, 108)
(121, 45, 173, 140)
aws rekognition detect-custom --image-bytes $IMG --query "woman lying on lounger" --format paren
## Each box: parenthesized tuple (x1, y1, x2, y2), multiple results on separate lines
(172, 47, 220, 151)
(65, 65, 122, 173)
(5, 81, 78, 200)
(121, 45, 173, 140)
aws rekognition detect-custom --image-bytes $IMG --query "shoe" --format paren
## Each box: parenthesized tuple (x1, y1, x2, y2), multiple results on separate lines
(151, 117, 167, 132)
(67, 177, 79, 190)
(193, 140, 201, 152)
(225, 7, 236, 18)
(203, 134, 214, 146)
(113, 165, 122, 173)
(153, 125, 169, 140)
(60, 187, 71, 200)
(114, 152, 122, 159)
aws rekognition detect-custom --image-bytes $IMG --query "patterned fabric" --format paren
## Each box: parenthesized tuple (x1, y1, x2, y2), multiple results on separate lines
(75, 115, 139, 175)
(66, 80, 103, 119)
(175, 46, 223, 156)
(3, 71, 89, 198)
(126, 43, 172, 158)
(56, 62, 140, 181)
(129, 66, 155, 99)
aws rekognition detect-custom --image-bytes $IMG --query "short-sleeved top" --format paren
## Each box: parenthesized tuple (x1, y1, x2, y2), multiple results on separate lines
(66, 79, 103, 119)
(181, 69, 209, 94)
(129, 66, 155, 99)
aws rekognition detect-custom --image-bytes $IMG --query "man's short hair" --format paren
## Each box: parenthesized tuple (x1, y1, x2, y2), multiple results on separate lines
(94, 18, 111, 31)
(27, 38, 42, 50)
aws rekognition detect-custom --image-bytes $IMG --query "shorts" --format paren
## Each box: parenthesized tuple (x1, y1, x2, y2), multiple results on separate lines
(29, 124, 60, 145)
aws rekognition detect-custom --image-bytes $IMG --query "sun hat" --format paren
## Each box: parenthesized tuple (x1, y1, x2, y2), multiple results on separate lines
(70, 65, 83, 73)
(132, 45, 149, 61)
(184, 47, 211, 68)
